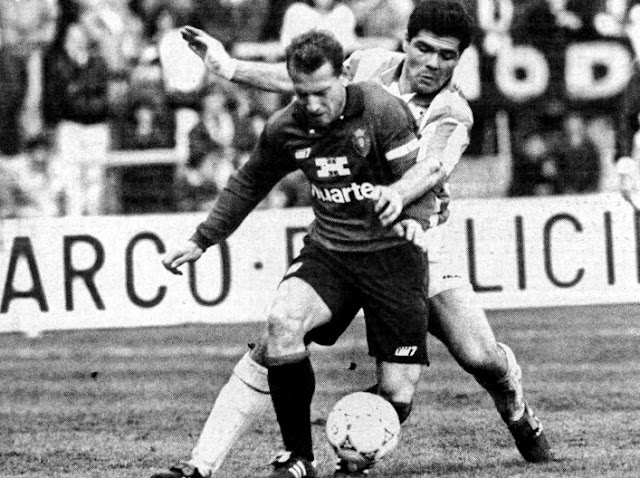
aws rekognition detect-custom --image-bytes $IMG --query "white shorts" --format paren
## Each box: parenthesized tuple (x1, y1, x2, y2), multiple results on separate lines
(424, 225, 470, 298)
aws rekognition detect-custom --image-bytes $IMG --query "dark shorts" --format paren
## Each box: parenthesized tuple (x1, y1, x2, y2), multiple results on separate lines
(286, 237, 429, 364)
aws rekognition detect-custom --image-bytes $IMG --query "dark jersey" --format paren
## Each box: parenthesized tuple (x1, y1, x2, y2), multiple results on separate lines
(191, 82, 420, 252)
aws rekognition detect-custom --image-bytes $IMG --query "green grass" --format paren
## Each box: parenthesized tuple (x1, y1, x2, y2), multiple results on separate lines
(2, 303, 640, 477)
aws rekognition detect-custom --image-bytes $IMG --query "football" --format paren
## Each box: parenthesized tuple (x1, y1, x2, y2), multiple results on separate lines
(325, 392, 401, 467)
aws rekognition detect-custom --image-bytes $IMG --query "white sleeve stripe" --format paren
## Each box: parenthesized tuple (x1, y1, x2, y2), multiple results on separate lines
(440, 123, 469, 175)
(386, 137, 420, 160)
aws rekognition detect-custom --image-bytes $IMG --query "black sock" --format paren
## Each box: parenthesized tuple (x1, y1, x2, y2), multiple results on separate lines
(364, 384, 412, 424)
(363, 383, 378, 394)
(390, 400, 413, 424)
(268, 356, 315, 462)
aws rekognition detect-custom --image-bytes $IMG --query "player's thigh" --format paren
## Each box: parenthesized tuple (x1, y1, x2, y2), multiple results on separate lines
(376, 361, 422, 404)
(284, 239, 362, 346)
(360, 244, 429, 365)
(429, 286, 500, 367)
(271, 240, 357, 340)
(268, 276, 333, 339)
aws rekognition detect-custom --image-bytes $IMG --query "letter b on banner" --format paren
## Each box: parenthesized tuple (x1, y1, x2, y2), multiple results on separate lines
(495, 45, 549, 102)
(565, 41, 633, 100)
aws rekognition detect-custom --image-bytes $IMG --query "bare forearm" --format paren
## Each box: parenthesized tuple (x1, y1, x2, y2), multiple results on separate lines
(391, 160, 447, 206)
(233, 60, 293, 93)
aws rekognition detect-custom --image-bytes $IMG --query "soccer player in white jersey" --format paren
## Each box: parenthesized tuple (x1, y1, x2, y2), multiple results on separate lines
(151, 2, 551, 477)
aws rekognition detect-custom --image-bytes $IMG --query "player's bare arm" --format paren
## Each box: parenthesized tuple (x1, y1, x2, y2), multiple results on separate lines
(374, 158, 446, 229)
(393, 158, 447, 206)
(162, 240, 204, 276)
(180, 26, 293, 93)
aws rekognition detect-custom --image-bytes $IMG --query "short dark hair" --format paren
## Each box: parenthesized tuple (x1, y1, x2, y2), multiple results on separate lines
(407, 0, 474, 53)
(285, 30, 344, 77)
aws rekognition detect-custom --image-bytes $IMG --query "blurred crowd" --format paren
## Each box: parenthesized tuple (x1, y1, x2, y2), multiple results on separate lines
(0, 0, 415, 218)
(0, 0, 626, 218)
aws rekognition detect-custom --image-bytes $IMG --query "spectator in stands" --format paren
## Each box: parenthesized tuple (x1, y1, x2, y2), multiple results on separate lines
(178, 84, 237, 211)
(188, 85, 235, 169)
(260, 0, 299, 41)
(111, 31, 177, 151)
(348, 0, 413, 41)
(132, 0, 196, 42)
(193, 0, 270, 45)
(0, 132, 64, 218)
(616, 64, 640, 208)
(509, 130, 559, 196)
(44, 21, 110, 215)
(113, 95, 177, 150)
(279, 0, 357, 50)
(79, 0, 145, 74)
(0, 0, 59, 155)
(555, 112, 601, 194)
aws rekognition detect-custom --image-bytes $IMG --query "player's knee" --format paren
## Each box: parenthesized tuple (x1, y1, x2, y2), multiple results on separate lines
(456, 341, 503, 376)
(267, 302, 306, 348)
(248, 337, 269, 366)
(377, 363, 421, 405)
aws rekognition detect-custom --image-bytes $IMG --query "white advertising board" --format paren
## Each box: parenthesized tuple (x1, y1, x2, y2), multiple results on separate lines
(1, 193, 638, 333)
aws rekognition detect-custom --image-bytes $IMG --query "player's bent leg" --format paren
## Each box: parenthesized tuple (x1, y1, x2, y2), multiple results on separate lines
(376, 361, 421, 423)
(266, 277, 331, 477)
(333, 362, 421, 478)
(189, 343, 271, 476)
(429, 286, 551, 462)
(428, 287, 518, 417)
(151, 340, 272, 478)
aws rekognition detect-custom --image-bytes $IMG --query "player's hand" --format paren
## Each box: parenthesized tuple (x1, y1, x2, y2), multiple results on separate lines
(179, 26, 237, 79)
(617, 156, 640, 210)
(162, 240, 204, 275)
(373, 186, 403, 227)
(393, 219, 428, 251)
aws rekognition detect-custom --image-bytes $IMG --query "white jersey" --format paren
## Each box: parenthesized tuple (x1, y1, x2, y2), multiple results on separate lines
(344, 48, 474, 296)
(345, 48, 473, 228)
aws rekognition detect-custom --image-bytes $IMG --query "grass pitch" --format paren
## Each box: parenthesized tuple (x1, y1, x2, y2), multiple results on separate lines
(2, 303, 640, 477)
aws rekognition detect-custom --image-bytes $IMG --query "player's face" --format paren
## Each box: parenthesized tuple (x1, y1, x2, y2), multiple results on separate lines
(290, 62, 346, 128)
(402, 29, 461, 97)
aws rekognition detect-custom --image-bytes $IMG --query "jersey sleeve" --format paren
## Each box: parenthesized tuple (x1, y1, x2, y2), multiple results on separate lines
(417, 88, 473, 177)
(371, 90, 420, 177)
(190, 127, 295, 250)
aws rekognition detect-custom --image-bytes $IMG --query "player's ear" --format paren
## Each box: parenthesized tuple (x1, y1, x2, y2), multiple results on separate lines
(339, 65, 349, 85)
(402, 32, 409, 53)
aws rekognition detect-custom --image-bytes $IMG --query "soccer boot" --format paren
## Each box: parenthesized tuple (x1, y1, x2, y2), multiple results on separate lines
(507, 402, 552, 463)
(269, 451, 317, 478)
(150, 462, 204, 478)
(333, 459, 373, 478)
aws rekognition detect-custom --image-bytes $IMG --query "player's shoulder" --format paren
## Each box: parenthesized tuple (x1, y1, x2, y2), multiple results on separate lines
(355, 81, 412, 120)
(261, 102, 297, 139)
(428, 83, 473, 127)
(356, 81, 405, 109)
(345, 48, 404, 83)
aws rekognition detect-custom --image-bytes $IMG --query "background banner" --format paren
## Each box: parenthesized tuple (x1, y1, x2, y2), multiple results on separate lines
(1, 193, 638, 334)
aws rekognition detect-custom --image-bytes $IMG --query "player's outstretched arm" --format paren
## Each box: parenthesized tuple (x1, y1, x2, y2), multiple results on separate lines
(389, 160, 447, 214)
(180, 26, 293, 93)
(162, 240, 203, 275)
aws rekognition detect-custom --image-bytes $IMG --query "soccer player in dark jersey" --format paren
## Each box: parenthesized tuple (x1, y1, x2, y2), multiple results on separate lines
(152, 2, 551, 478)
(161, 30, 436, 478)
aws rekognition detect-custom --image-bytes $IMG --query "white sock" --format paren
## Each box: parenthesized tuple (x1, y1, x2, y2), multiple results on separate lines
(189, 352, 271, 477)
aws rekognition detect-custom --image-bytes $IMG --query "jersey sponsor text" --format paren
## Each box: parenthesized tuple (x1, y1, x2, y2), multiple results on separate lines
(311, 182, 376, 203)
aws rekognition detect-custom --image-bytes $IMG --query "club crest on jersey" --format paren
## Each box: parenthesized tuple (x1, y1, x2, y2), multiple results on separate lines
(352, 128, 371, 157)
